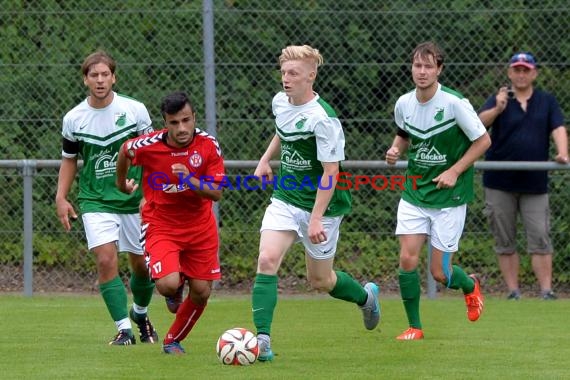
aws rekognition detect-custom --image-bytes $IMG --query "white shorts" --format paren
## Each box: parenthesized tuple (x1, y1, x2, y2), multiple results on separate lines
(395, 199, 466, 252)
(260, 198, 343, 260)
(82, 212, 143, 254)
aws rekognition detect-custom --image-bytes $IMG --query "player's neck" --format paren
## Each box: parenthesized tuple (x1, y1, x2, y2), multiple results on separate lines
(288, 90, 315, 106)
(88, 91, 114, 109)
(415, 82, 438, 104)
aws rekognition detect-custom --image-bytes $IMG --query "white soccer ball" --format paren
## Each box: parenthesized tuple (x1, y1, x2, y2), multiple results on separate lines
(216, 327, 259, 365)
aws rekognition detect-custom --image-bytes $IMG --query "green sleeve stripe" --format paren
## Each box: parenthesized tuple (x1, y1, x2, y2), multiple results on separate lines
(316, 98, 337, 117)
(441, 86, 464, 99)
(116, 93, 143, 103)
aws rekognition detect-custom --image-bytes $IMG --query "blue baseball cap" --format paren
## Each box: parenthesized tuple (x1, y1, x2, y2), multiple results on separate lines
(509, 52, 537, 69)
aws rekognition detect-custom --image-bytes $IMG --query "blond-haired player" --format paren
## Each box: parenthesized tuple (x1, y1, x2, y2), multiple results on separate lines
(252, 45, 380, 361)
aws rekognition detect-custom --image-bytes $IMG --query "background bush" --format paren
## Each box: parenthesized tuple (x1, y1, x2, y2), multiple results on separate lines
(1, 1, 569, 293)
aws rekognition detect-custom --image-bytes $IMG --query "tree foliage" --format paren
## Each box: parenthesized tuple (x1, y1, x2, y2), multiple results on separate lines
(1, 1, 569, 289)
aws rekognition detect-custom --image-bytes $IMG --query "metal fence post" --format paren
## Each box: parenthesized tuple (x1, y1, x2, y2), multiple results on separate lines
(203, 0, 221, 288)
(203, 0, 219, 225)
(21, 159, 36, 297)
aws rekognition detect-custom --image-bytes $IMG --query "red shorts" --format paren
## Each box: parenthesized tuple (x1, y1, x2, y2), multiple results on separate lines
(143, 218, 221, 281)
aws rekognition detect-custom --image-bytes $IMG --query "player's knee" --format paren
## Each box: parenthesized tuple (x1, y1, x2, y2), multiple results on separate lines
(257, 251, 280, 274)
(399, 254, 418, 271)
(431, 269, 447, 284)
(307, 274, 334, 292)
(155, 277, 179, 297)
(96, 255, 117, 274)
(189, 287, 211, 305)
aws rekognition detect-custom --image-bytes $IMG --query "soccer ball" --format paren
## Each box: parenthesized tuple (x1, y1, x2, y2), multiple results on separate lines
(216, 327, 259, 365)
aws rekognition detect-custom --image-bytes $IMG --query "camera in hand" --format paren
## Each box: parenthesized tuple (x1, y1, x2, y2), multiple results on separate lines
(507, 86, 515, 99)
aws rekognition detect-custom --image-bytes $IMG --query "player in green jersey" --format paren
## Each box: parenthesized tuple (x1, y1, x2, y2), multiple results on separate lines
(251, 45, 380, 361)
(386, 41, 491, 340)
(55, 50, 158, 346)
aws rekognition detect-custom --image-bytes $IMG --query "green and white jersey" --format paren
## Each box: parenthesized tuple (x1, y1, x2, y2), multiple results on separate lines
(272, 91, 351, 216)
(62, 92, 153, 213)
(394, 84, 486, 208)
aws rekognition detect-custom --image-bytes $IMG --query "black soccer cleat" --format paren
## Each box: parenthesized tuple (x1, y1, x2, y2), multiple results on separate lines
(129, 307, 159, 344)
(109, 329, 136, 346)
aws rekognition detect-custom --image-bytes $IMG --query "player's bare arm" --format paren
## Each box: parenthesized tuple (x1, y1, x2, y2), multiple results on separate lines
(308, 161, 339, 244)
(115, 143, 138, 194)
(254, 134, 281, 180)
(55, 156, 79, 231)
(139, 197, 147, 215)
(386, 135, 410, 165)
(433, 132, 491, 189)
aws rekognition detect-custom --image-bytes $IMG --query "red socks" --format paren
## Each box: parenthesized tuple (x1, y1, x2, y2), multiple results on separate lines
(163, 297, 206, 345)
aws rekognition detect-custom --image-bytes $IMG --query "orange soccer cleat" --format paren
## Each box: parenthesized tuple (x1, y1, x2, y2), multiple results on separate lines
(465, 274, 484, 322)
(396, 327, 424, 340)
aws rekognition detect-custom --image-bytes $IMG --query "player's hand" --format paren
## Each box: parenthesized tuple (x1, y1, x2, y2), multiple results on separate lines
(116, 177, 138, 194)
(56, 198, 78, 232)
(119, 178, 139, 194)
(495, 87, 509, 113)
(254, 160, 273, 181)
(432, 168, 459, 189)
(386, 146, 400, 165)
(308, 217, 327, 244)
(171, 163, 190, 177)
(555, 154, 569, 164)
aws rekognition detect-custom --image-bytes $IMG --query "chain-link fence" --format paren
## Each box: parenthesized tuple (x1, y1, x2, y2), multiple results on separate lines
(1, 1, 570, 295)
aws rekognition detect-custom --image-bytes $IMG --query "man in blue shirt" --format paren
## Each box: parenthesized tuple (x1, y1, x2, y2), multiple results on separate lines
(479, 52, 568, 300)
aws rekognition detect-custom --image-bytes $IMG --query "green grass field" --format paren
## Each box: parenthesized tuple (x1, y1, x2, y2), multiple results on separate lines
(1, 292, 568, 380)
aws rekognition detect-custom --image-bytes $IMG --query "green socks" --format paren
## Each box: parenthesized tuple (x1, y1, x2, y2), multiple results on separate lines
(252, 273, 278, 336)
(99, 276, 128, 322)
(329, 271, 368, 305)
(447, 265, 475, 294)
(399, 269, 421, 329)
(252, 271, 368, 336)
(398, 265, 475, 330)
(130, 272, 155, 308)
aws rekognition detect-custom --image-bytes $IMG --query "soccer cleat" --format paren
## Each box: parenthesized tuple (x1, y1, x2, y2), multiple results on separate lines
(507, 290, 521, 300)
(542, 290, 557, 300)
(396, 327, 424, 340)
(360, 282, 381, 330)
(129, 307, 159, 344)
(465, 274, 484, 322)
(165, 284, 184, 314)
(257, 336, 274, 362)
(109, 329, 136, 346)
(162, 341, 186, 355)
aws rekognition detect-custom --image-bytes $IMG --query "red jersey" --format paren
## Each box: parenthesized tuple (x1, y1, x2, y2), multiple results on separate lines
(124, 128, 225, 228)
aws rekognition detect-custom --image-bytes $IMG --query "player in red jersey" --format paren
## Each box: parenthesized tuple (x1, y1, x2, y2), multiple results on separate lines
(116, 91, 225, 354)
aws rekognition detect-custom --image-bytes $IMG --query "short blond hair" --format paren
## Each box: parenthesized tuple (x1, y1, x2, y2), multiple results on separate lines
(279, 45, 324, 70)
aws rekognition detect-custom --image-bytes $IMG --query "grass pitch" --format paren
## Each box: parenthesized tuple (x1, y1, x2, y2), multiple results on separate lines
(1, 292, 567, 380)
